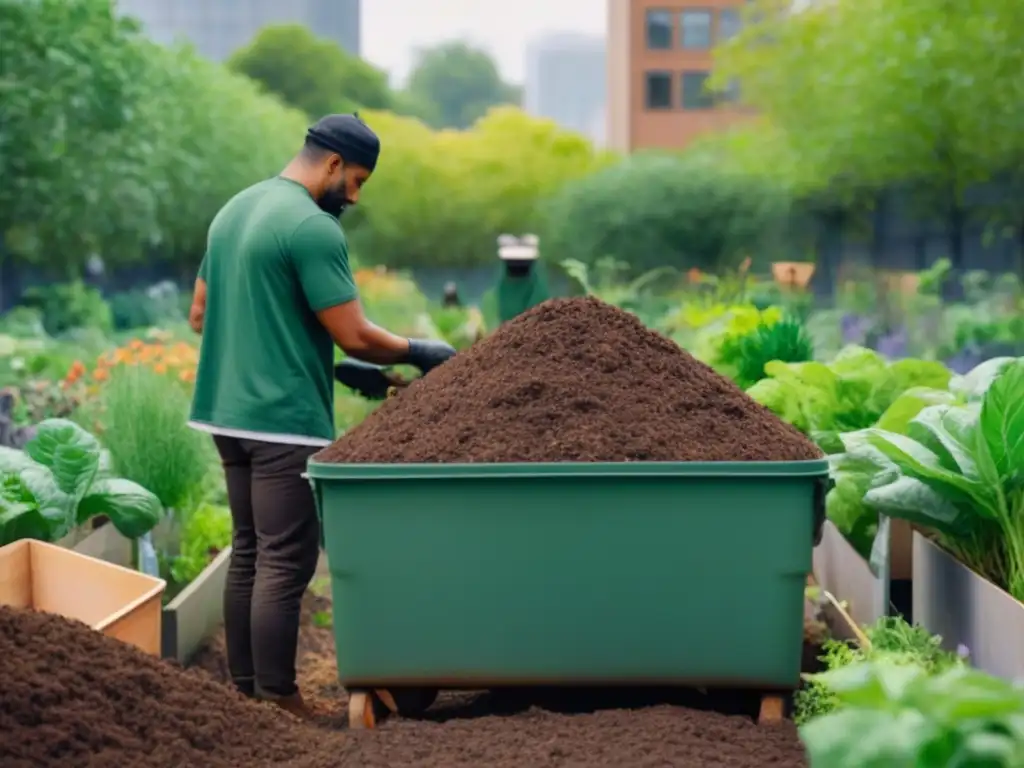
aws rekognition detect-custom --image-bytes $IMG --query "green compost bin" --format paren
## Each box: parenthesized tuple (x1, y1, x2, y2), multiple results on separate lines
(308, 460, 829, 690)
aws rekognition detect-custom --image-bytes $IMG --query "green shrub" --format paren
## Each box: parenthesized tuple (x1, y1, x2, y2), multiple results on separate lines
(542, 152, 793, 275)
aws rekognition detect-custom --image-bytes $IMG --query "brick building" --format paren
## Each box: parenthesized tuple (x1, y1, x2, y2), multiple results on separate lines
(607, 0, 749, 152)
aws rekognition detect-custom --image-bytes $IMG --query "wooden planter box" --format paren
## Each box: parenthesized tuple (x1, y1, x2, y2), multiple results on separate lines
(162, 546, 231, 664)
(0, 539, 165, 654)
(912, 533, 1024, 681)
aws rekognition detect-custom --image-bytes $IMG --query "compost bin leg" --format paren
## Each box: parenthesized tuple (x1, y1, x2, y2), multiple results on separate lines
(757, 694, 785, 725)
(348, 691, 379, 729)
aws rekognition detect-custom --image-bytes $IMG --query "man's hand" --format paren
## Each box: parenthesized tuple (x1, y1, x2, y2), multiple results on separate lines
(405, 338, 457, 373)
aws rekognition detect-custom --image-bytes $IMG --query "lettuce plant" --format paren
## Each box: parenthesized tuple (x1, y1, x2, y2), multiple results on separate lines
(800, 661, 1024, 767)
(0, 418, 162, 546)
(747, 345, 951, 454)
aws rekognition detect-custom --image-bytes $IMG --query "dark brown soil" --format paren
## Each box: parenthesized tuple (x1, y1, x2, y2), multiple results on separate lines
(316, 297, 821, 463)
(1, 595, 811, 767)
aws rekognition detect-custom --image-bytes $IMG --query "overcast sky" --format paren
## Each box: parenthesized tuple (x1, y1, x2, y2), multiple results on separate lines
(362, 0, 607, 85)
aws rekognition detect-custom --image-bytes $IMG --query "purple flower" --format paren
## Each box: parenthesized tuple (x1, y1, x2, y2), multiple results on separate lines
(957, 643, 971, 660)
(875, 327, 908, 359)
(841, 313, 872, 344)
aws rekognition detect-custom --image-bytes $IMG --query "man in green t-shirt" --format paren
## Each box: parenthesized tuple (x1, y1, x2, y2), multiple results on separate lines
(187, 113, 455, 718)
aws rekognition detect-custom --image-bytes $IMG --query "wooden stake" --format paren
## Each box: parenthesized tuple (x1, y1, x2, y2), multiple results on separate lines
(758, 694, 785, 725)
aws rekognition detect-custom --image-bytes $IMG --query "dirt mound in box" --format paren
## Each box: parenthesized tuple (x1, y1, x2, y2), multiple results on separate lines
(0, 605, 345, 767)
(317, 297, 821, 463)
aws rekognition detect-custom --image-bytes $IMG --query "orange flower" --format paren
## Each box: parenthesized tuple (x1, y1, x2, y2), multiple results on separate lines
(687, 268, 703, 284)
(153, 363, 167, 374)
(93, 368, 109, 382)
(129, 339, 144, 351)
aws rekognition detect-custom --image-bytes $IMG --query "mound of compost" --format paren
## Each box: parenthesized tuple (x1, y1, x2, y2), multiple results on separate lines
(1, 604, 809, 767)
(0, 605, 345, 767)
(317, 297, 821, 463)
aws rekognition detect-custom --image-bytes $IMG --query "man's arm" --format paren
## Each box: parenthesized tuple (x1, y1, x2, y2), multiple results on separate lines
(293, 214, 456, 372)
(316, 300, 410, 364)
(292, 215, 408, 362)
(189, 277, 206, 334)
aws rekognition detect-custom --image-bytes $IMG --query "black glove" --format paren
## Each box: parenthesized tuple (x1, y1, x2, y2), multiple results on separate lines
(405, 338, 456, 373)
(334, 359, 396, 400)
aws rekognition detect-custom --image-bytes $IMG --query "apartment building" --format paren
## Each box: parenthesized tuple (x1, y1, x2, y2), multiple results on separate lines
(116, 0, 361, 62)
(607, 0, 748, 152)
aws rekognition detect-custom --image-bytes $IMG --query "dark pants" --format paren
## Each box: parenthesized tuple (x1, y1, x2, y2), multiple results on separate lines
(213, 436, 321, 698)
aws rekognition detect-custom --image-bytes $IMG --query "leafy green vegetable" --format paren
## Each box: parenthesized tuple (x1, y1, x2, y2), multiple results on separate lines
(747, 345, 951, 453)
(860, 359, 1024, 600)
(167, 503, 232, 586)
(0, 419, 162, 545)
(800, 661, 1024, 767)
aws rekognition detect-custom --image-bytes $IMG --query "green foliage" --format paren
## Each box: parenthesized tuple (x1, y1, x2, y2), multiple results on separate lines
(168, 503, 231, 586)
(794, 617, 963, 726)
(402, 42, 521, 129)
(83, 364, 212, 511)
(712, 0, 1024, 228)
(800, 661, 1024, 767)
(0, 418, 161, 543)
(351, 107, 609, 268)
(543, 153, 792, 275)
(747, 345, 952, 451)
(109, 282, 184, 331)
(228, 24, 393, 118)
(1, 0, 309, 271)
(20, 281, 112, 336)
(727, 313, 814, 389)
(855, 358, 1024, 599)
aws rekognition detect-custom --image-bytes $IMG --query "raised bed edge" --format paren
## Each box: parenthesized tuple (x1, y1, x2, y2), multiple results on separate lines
(66, 523, 134, 568)
(912, 532, 1024, 681)
(812, 520, 885, 627)
(161, 546, 231, 664)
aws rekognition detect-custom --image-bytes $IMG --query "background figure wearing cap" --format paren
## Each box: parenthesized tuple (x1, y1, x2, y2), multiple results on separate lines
(493, 234, 550, 324)
(185, 113, 456, 719)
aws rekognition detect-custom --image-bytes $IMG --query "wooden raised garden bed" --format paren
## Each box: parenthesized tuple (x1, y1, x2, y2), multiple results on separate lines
(912, 532, 1024, 681)
(162, 546, 231, 664)
(0, 539, 165, 654)
(56, 518, 231, 663)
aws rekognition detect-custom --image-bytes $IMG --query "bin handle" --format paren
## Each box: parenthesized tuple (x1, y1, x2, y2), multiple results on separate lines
(812, 476, 833, 547)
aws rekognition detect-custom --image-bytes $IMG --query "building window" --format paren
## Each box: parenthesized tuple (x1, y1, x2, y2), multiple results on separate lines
(645, 9, 673, 49)
(718, 9, 742, 41)
(645, 71, 673, 110)
(681, 71, 714, 110)
(680, 10, 712, 49)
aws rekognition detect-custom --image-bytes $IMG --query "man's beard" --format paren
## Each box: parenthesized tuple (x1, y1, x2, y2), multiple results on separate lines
(318, 186, 353, 218)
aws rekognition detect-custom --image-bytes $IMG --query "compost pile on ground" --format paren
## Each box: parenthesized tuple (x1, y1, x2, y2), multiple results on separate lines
(317, 297, 821, 463)
(3, 603, 810, 767)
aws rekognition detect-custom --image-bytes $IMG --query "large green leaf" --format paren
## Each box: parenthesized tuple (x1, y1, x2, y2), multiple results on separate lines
(77, 478, 162, 539)
(0, 447, 35, 474)
(876, 387, 956, 434)
(911, 405, 982, 479)
(864, 476, 967, 535)
(864, 430, 1000, 520)
(0, 496, 52, 546)
(949, 358, 1015, 401)
(978, 359, 1024, 482)
(24, 418, 100, 500)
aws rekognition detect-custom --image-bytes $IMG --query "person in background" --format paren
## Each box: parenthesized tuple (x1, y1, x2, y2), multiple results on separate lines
(441, 281, 461, 307)
(186, 113, 455, 718)
(495, 233, 549, 324)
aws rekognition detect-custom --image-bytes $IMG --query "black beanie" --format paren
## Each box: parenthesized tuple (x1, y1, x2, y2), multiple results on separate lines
(306, 113, 381, 172)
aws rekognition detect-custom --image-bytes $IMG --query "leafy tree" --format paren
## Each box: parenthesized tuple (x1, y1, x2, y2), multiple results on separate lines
(228, 24, 393, 118)
(402, 42, 520, 130)
(713, 0, 1024, 276)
